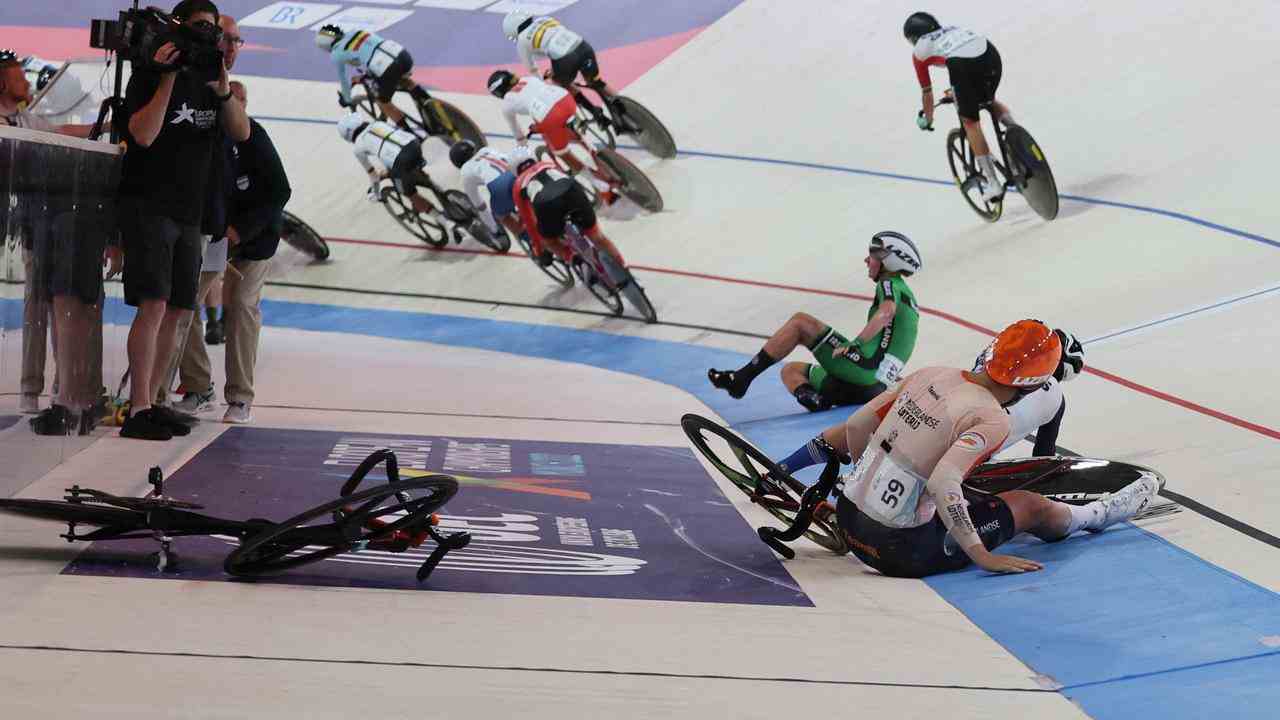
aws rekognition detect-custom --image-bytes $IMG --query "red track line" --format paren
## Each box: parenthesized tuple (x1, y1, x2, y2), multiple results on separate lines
(321, 235, 1278, 441)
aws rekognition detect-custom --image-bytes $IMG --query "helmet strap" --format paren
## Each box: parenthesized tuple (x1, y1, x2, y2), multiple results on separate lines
(517, 18, 534, 35)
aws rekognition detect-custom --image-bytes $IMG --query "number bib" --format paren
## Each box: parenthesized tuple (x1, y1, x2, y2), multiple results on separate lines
(932, 28, 979, 56)
(852, 451, 930, 528)
(545, 31, 579, 57)
(368, 40, 404, 77)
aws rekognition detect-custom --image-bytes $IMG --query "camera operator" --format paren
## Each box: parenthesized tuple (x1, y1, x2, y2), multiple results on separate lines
(116, 0, 249, 441)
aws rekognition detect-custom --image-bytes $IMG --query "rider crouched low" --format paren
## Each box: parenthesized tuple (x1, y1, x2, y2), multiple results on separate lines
(337, 112, 435, 215)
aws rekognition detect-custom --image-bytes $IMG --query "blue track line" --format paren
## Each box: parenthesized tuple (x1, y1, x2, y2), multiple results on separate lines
(256, 113, 1277, 250)
(1087, 284, 1280, 344)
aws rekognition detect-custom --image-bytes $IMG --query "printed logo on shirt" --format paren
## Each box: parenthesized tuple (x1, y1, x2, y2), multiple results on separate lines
(956, 431, 987, 452)
(170, 103, 217, 129)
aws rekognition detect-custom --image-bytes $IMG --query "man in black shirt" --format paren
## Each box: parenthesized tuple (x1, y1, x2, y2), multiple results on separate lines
(116, 0, 249, 440)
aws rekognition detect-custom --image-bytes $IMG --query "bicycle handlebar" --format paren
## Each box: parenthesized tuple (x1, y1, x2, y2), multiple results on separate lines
(756, 457, 842, 558)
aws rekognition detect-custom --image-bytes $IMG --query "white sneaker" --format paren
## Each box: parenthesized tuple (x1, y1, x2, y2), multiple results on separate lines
(174, 387, 216, 414)
(223, 401, 253, 424)
(1088, 474, 1163, 533)
(19, 394, 40, 414)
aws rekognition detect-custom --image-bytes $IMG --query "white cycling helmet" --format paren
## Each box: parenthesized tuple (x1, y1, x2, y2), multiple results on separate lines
(503, 10, 534, 41)
(509, 144, 538, 172)
(869, 231, 923, 275)
(1053, 329, 1085, 382)
(316, 23, 343, 50)
(337, 112, 367, 143)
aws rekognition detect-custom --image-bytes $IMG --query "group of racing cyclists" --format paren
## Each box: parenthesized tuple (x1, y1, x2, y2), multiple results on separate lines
(319, 9, 629, 276)
(313, 9, 1159, 579)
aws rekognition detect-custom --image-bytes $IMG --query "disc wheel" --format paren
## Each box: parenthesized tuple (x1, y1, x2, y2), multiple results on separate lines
(1004, 125, 1059, 221)
(224, 476, 458, 577)
(280, 211, 330, 261)
(612, 96, 676, 159)
(945, 128, 1003, 222)
(419, 98, 487, 149)
(516, 232, 573, 288)
(596, 147, 663, 213)
(680, 414, 848, 554)
(597, 252, 657, 323)
(0, 499, 144, 528)
(382, 187, 447, 247)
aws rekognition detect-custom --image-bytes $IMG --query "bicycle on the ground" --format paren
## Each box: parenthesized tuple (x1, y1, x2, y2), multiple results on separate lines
(379, 170, 512, 253)
(350, 76, 487, 150)
(280, 210, 330, 261)
(932, 92, 1058, 222)
(0, 449, 471, 582)
(566, 78, 677, 160)
(533, 120, 664, 213)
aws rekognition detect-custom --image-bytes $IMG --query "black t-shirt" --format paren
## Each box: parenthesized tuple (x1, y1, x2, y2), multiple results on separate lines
(118, 68, 221, 226)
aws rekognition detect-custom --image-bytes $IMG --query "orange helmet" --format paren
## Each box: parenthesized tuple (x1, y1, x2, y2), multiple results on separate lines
(978, 319, 1063, 387)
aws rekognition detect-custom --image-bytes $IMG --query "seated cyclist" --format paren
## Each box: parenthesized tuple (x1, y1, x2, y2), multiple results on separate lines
(709, 232, 922, 412)
(337, 112, 435, 215)
(316, 24, 415, 128)
(449, 140, 525, 239)
(905, 11, 1014, 203)
(776, 328, 1087, 477)
(507, 144, 626, 276)
(486, 70, 587, 176)
(833, 319, 1158, 578)
(500, 10, 620, 122)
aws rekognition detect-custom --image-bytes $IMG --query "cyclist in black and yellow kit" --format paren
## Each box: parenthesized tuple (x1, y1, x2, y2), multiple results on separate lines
(708, 232, 922, 412)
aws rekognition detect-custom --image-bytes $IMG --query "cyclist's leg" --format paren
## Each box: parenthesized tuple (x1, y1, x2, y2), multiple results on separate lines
(531, 186, 574, 262)
(708, 313, 831, 399)
(375, 50, 413, 127)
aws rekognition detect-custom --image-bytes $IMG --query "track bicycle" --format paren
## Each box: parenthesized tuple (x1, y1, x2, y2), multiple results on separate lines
(0, 449, 471, 582)
(532, 120, 664, 213)
(280, 210, 331, 261)
(558, 220, 657, 323)
(929, 92, 1059, 222)
(349, 76, 486, 150)
(562, 77, 677, 160)
(680, 414, 1176, 560)
(378, 170, 512, 252)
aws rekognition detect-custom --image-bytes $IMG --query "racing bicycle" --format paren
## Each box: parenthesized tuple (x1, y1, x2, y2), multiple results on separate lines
(280, 210, 330, 262)
(566, 78, 677, 160)
(563, 220, 657, 323)
(350, 76, 486, 150)
(680, 414, 1176, 559)
(533, 121, 664, 213)
(929, 93, 1059, 222)
(379, 170, 512, 252)
(0, 449, 471, 582)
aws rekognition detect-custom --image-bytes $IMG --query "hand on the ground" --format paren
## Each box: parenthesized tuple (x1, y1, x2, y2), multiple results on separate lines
(975, 552, 1043, 574)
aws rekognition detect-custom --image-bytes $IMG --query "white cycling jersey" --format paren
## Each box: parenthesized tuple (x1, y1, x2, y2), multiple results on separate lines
(912, 26, 988, 89)
(501, 75, 570, 139)
(999, 378, 1064, 453)
(351, 120, 418, 174)
(460, 147, 511, 231)
(516, 17, 583, 72)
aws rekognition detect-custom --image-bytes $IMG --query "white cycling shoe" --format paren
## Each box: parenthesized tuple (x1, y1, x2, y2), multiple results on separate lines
(1088, 474, 1163, 533)
(980, 175, 1004, 203)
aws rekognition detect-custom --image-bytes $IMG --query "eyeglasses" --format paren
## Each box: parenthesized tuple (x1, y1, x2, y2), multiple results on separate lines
(221, 35, 245, 48)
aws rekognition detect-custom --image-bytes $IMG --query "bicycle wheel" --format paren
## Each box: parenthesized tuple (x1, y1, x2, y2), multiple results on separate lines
(680, 414, 848, 554)
(1005, 125, 1059, 221)
(574, 106, 617, 150)
(418, 97, 486, 149)
(612, 96, 676, 159)
(516, 232, 574, 288)
(945, 128, 1002, 222)
(456, 219, 512, 253)
(280, 211, 331, 261)
(596, 251, 657, 323)
(224, 476, 458, 577)
(381, 187, 447, 247)
(0, 498, 145, 527)
(596, 148, 663, 213)
(577, 257, 624, 316)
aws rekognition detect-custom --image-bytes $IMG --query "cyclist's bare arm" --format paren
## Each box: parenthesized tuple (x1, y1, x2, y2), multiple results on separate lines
(834, 301, 896, 357)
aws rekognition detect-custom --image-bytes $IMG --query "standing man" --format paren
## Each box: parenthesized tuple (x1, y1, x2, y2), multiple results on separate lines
(221, 80, 291, 423)
(116, 0, 249, 440)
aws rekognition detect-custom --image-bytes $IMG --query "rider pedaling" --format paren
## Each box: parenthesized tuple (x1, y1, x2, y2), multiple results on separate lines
(486, 69, 592, 175)
(905, 11, 1014, 203)
(451, 140, 526, 240)
(501, 10, 619, 120)
(338, 112, 435, 215)
(709, 232, 921, 412)
(317, 23, 416, 128)
(833, 319, 1159, 577)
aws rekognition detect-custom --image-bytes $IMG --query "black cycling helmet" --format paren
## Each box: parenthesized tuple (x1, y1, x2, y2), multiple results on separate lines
(449, 140, 478, 169)
(903, 11, 941, 44)
(486, 69, 516, 98)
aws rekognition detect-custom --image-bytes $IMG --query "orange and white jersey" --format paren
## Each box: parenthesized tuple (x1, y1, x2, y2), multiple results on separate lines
(516, 17, 583, 71)
(500, 75, 571, 138)
(843, 367, 1009, 529)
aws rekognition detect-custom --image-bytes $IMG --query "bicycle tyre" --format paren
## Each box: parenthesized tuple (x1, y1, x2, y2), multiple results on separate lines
(458, 219, 512, 253)
(596, 147, 663, 213)
(1005, 125, 1059, 221)
(382, 187, 447, 247)
(281, 211, 331, 261)
(575, 107, 617, 151)
(578, 258, 624, 316)
(680, 414, 848, 554)
(596, 252, 657, 323)
(0, 498, 145, 528)
(517, 232, 574, 288)
(613, 96, 677, 159)
(224, 476, 458, 577)
(419, 98, 487, 149)
(945, 128, 1001, 222)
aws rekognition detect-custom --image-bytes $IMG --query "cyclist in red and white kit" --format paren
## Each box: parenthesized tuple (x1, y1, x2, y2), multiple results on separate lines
(905, 11, 1014, 203)
(486, 70, 587, 176)
(834, 320, 1159, 577)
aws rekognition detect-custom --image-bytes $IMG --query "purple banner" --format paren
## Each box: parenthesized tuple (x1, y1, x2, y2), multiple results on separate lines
(64, 427, 811, 606)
